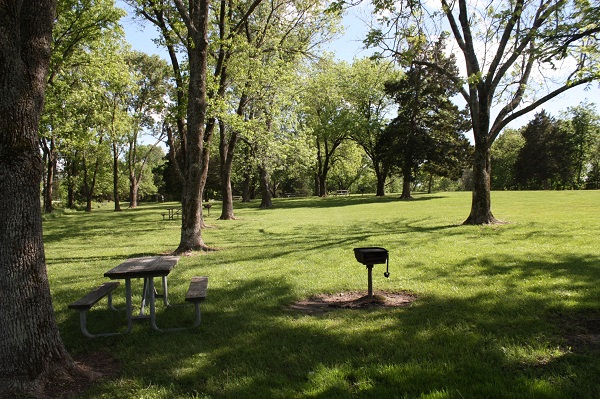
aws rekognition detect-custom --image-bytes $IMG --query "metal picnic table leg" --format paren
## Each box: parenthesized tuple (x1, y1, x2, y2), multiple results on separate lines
(148, 277, 160, 331)
(160, 276, 170, 306)
(148, 276, 197, 332)
(124, 278, 134, 333)
(140, 277, 149, 316)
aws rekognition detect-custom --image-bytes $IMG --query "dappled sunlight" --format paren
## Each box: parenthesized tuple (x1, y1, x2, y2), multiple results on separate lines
(44, 192, 600, 398)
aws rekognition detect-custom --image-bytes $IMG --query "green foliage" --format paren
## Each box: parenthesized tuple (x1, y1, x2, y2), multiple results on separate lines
(491, 128, 525, 190)
(343, 58, 400, 196)
(327, 141, 368, 191)
(563, 102, 600, 187)
(46, 191, 600, 398)
(513, 107, 600, 190)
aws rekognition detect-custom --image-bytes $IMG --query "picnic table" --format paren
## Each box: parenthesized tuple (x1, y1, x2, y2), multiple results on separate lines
(69, 256, 208, 337)
(161, 207, 181, 220)
(335, 189, 349, 196)
(104, 255, 179, 332)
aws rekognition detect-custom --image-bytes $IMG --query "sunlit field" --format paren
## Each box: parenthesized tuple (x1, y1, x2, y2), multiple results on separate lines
(45, 191, 600, 398)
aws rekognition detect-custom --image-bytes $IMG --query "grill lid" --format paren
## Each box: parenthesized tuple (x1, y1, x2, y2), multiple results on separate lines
(353, 247, 388, 265)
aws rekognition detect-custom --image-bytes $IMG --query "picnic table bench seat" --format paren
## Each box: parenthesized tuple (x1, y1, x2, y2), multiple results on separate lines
(68, 282, 121, 338)
(147, 276, 209, 332)
(186, 276, 209, 328)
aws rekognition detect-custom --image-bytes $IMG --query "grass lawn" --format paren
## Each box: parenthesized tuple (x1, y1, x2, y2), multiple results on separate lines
(45, 191, 600, 398)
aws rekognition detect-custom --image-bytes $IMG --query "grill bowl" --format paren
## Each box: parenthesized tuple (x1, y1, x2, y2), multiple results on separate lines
(353, 247, 388, 265)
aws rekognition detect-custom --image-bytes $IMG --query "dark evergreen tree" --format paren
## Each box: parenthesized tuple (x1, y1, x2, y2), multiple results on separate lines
(383, 36, 471, 198)
(515, 110, 578, 189)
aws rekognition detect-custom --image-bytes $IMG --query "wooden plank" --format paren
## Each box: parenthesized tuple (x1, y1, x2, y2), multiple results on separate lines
(186, 276, 208, 302)
(68, 282, 120, 310)
(104, 255, 179, 279)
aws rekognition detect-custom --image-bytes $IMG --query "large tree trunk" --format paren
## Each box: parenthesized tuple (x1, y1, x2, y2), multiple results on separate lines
(0, 1, 78, 396)
(375, 169, 386, 196)
(242, 170, 254, 201)
(219, 122, 236, 220)
(82, 149, 100, 213)
(129, 178, 139, 208)
(319, 173, 328, 197)
(259, 164, 273, 209)
(400, 171, 413, 199)
(175, 0, 211, 253)
(128, 139, 139, 208)
(41, 136, 57, 213)
(464, 141, 499, 224)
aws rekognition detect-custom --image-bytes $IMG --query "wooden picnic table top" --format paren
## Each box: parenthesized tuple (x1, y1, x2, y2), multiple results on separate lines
(104, 255, 179, 279)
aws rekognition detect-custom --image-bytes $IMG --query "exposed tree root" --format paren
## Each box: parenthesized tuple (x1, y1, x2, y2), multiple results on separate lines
(172, 244, 219, 256)
(462, 214, 506, 225)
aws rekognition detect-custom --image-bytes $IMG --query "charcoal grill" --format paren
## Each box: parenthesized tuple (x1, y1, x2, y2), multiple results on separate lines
(353, 247, 390, 298)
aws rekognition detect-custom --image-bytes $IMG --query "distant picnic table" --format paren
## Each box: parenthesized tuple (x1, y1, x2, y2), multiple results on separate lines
(161, 207, 181, 220)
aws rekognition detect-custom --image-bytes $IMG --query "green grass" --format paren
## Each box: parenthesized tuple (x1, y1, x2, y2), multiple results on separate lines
(45, 191, 600, 398)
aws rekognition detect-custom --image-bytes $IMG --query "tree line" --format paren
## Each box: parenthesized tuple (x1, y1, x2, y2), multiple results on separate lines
(492, 105, 600, 190)
(42, 3, 473, 214)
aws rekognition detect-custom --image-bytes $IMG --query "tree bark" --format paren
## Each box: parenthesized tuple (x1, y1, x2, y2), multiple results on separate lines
(400, 170, 413, 199)
(112, 141, 121, 211)
(174, 0, 211, 253)
(242, 170, 253, 201)
(218, 121, 236, 220)
(259, 164, 273, 208)
(464, 141, 499, 224)
(128, 138, 139, 208)
(0, 1, 78, 396)
(41, 136, 57, 213)
(375, 168, 386, 196)
(129, 167, 139, 207)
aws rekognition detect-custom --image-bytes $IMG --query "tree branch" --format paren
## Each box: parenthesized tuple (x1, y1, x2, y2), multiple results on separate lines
(489, 77, 597, 143)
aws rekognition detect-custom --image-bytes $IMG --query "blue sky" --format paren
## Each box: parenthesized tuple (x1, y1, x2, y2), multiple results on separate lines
(116, 0, 599, 130)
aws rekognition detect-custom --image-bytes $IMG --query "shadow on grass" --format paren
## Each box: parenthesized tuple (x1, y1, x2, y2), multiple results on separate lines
(47, 199, 600, 397)
(203, 218, 463, 271)
(68, 253, 600, 398)
(234, 193, 447, 211)
(43, 202, 181, 244)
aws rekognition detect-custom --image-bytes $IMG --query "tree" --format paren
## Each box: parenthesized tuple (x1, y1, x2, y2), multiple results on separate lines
(564, 102, 600, 187)
(40, 0, 124, 213)
(125, 52, 171, 208)
(383, 36, 471, 199)
(328, 141, 370, 191)
(514, 110, 576, 189)
(98, 43, 136, 212)
(370, 0, 600, 223)
(128, 0, 213, 252)
(171, 0, 212, 252)
(301, 58, 353, 196)
(344, 58, 399, 196)
(490, 128, 524, 190)
(211, 0, 338, 217)
(0, 1, 82, 396)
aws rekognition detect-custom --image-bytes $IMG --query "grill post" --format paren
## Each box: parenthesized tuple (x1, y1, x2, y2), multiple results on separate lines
(367, 265, 374, 298)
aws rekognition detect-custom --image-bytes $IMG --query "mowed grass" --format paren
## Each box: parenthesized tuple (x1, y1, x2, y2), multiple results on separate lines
(44, 191, 600, 399)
